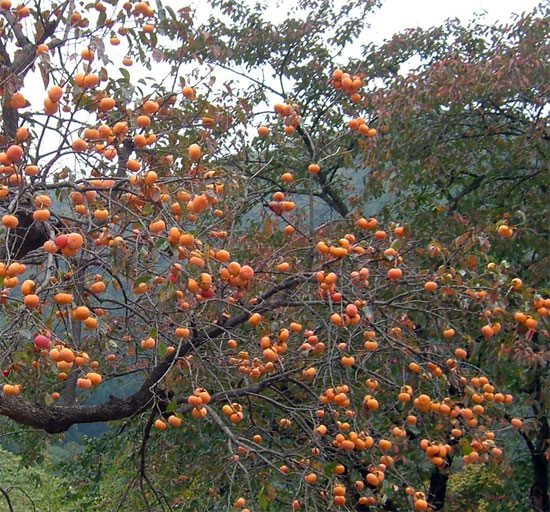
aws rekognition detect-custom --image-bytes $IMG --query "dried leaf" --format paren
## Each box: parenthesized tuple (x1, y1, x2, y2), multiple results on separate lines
(263, 218, 274, 237)
(39, 62, 50, 88)
(454, 231, 469, 248)
(152, 48, 164, 62)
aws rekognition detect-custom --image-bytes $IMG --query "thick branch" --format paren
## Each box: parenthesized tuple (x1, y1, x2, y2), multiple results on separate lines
(0, 487, 14, 512)
(175, 368, 301, 411)
(0, 207, 52, 260)
(428, 466, 449, 510)
(0, 275, 310, 433)
(1, 6, 65, 139)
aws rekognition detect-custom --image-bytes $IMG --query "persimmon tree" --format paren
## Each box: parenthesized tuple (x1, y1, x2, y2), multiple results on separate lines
(0, 1, 547, 511)
(359, 9, 550, 512)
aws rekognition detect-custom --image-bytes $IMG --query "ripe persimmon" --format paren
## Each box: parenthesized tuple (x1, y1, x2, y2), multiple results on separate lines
(455, 348, 467, 359)
(8, 92, 26, 109)
(15, 126, 28, 141)
(168, 415, 182, 427)
(175, 327, 190, 338)
(99, 97, 115, 110)
(6, 145, 23, 161)
(67, 232, 83, 250)
(34, 194, 51, 207)
(387, 268, 402, 280)
(136, 115, 151, 127)
(72, 138, 87, 151)
(149, 219, 165, 233)
(154, 419, 167, 430)
(141, 337, 155, 349)
(144, 170, 157, 185)
(133, 134, 147, 147)
(304, 473, 317, 484)
(415, 499, 428, 511)
(93, 209, 109, 221)
(77, 377, 92, 389)
(188, 143, 201, 161)
(54, 292, 73, 304)
(23, 294, 40, 308)
(182, 86, 195, 99)
(481, 325, 494, 338)
(126, 159, 141, 172)
(48, 85, 63, 102)
(33, 209, 50, 221)
(81, 47, 94, 61)
(86, 372, 102, 385)
(1, 214, 18, 228)
(84, 73, 99, 88)
(248, 313, 261, 326)
(73, 306, 91, 320)
(443, 328, 455, 338)
(2, 384, 21, 396)
(424, 281, 438, 291)
(142, 100, 159, 114)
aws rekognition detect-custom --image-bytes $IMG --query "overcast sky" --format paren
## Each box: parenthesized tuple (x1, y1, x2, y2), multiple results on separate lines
(21, 0, 545, 114)
(365, 0, 543, 42)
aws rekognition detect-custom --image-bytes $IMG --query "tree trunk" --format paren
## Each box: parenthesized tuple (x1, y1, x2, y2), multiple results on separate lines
(530, 414, 550, 512)
(530, 450, 550, 512)
(428, 467, 449, 510)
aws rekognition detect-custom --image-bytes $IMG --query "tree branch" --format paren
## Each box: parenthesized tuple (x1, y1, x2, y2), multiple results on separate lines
(0, 487, 14, 512)
(0, 275, 310, 433)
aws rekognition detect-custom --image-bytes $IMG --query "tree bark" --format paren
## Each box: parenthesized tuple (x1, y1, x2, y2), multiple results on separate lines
(530, 449, 550, 512)
(428, 467, 449, 510)
(522, 368, 550, 512)
(529, 414, 550, 512)
(0, 276, 309, 433)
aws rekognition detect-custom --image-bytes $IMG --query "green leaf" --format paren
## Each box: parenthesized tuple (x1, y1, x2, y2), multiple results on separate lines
(12, 350, 29, 363)
(343, 151, 354, 168)
(96, 9, 106, 28)
(155, 239, 169, 251)
(133, 274, 151, 286)
(390, 238, 403, 250)
(119, 67, 131, 82)
(164, 5, 177, 20)
(141, 203, 152, 216)
(257, 485, 269, 510)
(158, 342, 167, 357)
(323, 460, 338, 477)
(165, 399, 177, 413)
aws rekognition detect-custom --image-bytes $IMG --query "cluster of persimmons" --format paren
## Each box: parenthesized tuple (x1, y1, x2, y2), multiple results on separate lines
(0, 3, 545, 506)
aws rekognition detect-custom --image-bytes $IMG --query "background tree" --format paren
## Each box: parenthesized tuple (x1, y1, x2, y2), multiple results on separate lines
(0, 0, 547, 511)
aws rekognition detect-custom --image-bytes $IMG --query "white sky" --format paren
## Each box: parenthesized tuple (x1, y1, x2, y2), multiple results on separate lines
(364, 0, 542, 42)
(18, 0, 544, 157)
(23, 0, 543, 100)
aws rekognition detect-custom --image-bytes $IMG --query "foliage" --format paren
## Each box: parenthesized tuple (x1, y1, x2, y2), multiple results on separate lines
(0, 449, 87, 511)
(446, 460, 530, 511)
(0, 0, 547, 511)
(361, 10, 550, 285)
